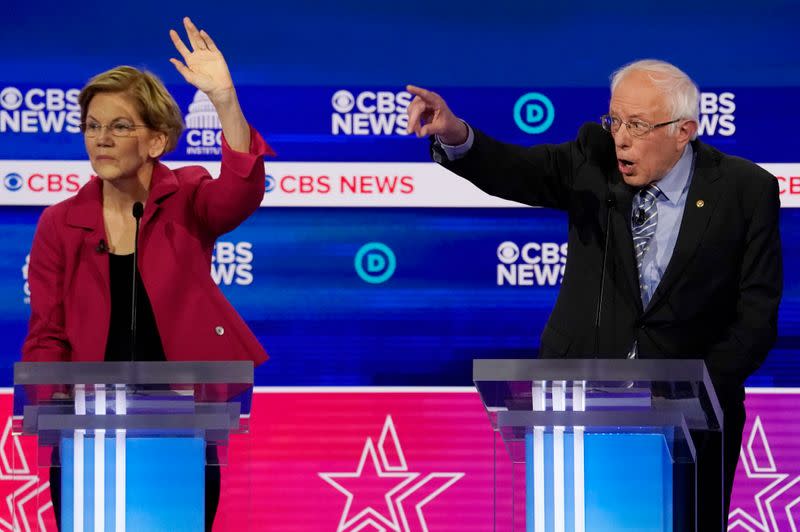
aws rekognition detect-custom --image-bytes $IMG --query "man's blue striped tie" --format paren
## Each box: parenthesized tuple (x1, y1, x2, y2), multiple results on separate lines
(632, 184, 660, 304)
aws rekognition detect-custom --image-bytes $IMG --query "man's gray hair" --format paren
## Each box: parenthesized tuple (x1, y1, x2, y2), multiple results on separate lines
(611, 59, 700, 140)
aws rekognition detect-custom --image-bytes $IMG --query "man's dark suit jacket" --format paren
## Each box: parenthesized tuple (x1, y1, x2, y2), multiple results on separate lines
(434, 122, 782, 406)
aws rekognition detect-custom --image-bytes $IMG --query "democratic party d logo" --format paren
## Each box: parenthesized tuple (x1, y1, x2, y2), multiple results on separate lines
(513, 92, 554, 134)
(355, 243, 396, 284)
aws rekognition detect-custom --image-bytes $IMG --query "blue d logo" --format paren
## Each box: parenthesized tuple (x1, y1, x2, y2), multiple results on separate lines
(355, 243, 396, 284)
(513, 92, 555, 134)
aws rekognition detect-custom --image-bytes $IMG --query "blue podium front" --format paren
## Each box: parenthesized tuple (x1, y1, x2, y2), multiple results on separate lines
(61, 436, 205, 532)
(525, 431, 674, 532)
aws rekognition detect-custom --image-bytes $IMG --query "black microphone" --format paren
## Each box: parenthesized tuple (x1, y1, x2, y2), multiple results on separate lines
(96, 239, 108, 253)
(130, 202, 144, 362)
(594, 192, 616, 355)
(132, 202, 144, 220)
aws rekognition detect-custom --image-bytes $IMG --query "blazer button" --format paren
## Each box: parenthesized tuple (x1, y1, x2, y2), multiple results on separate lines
(215, 326, 225, 336)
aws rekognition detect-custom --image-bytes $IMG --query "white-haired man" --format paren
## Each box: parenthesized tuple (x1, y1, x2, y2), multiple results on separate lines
(407, 59, 782, 530)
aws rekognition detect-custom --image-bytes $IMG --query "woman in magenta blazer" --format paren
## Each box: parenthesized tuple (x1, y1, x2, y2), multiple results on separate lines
(22, 17, 271, 531)
(23, 17, 271, 364)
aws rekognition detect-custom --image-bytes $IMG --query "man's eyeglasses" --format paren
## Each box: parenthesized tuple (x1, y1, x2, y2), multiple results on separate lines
(600, 114, 681, 138)
(80, 121, 149, 138)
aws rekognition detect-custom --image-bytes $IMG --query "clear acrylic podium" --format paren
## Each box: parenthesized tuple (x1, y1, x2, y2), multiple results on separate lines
(12, 361, 254, 532)
(474, 359, 723, 532)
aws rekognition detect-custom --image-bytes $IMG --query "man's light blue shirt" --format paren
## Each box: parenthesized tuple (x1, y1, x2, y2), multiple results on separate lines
(637, 144, 694, 308)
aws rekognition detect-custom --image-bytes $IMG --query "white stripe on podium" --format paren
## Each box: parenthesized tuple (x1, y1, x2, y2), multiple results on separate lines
(573, 381, 586, 532)
(74, 385, 86, 532)
(95, 385, 106, 532)
(532, 380, 546, 532)
(116, 385, 126, 532)
(552, 381, 566, 532)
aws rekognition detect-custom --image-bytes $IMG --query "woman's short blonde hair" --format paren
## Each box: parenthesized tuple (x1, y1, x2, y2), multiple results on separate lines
(79, 66, 184, 154)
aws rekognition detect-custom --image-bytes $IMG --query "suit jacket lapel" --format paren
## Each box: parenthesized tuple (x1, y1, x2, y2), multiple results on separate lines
(608, 176, 643, 314)
(65, 177, 108, 281)
(645, 141, 722, 314)
(64, 178, 110, 359)
(136, 163, 179, 258)
(141, 162, 179, 227)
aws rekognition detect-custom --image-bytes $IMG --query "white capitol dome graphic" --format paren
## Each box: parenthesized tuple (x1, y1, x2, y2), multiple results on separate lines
(185, 91, 221, 129)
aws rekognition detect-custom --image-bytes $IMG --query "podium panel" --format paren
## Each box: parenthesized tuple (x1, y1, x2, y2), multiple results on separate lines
(12, 361, 253, 532)
(475, 359, 722, 532)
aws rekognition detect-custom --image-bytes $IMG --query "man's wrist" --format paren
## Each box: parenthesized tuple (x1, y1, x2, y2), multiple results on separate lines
(438, 121, 469, 146)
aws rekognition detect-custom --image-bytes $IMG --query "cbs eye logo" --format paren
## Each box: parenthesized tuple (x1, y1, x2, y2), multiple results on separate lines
(355, 242, 396, 284)
(331, 90, 356, 114)
(0, 87, 23, 110)
(497, 241, 520, 263)
(3, 173, 23, 192)
(265, 174, 276, 193)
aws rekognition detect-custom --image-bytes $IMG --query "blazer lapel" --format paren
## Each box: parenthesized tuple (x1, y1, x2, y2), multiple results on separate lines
(65, 178, 110, 360)
(65, 177, 108, 276)
(608, 175, 643, 314)
(142, 162, 179, 225)
(644, 141, 722, 314)
(137, 163, 179, 256)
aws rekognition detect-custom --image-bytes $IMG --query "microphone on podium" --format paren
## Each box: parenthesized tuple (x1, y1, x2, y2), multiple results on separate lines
(130, 202, 144, 361)
(594, 192, 616, 354)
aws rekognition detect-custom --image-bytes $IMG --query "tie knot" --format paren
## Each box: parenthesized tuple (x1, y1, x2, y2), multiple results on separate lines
(638, 184, 660, 204)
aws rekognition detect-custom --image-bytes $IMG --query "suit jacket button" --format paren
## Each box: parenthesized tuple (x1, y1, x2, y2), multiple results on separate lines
(215, 326, 225, 336)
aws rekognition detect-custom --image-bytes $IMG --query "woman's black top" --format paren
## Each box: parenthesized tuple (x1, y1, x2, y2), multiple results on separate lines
(103, 253, 166, 362)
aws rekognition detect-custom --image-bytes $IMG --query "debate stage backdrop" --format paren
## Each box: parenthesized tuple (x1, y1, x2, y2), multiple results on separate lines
(1, 2, 799, 530)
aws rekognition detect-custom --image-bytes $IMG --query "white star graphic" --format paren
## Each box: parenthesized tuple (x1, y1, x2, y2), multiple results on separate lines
(320, 437, 418, 531)
(395, 473, 464, 532)
(728, 416, 800, 531)
(320, 416, 464, 532)
(0, 416, 53, 532)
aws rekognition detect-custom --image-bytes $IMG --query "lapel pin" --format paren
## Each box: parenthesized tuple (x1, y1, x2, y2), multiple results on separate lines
(696, 200, 705, 208)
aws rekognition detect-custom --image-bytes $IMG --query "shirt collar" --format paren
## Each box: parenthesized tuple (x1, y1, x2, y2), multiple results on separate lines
(653, 144, 694, 205)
